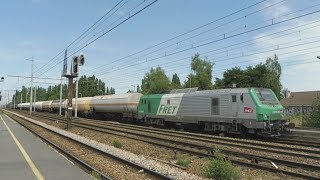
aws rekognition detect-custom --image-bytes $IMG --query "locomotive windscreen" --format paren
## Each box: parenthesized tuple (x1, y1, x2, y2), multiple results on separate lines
(254, 88, 279, 105)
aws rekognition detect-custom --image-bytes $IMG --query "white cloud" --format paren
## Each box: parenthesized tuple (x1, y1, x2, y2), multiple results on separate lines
(262, 0, 289, 20)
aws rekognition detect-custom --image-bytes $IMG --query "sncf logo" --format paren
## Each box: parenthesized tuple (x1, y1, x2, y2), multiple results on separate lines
(244, 107, 253, 113)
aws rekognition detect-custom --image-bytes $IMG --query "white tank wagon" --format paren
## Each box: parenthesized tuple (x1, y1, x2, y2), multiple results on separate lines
(34, 102, 43, 111)
(17, 103, 30, 110)
(42, 100, 53, 112)
(90, 93, 143, 118)
(71, 97, 92, 114)
(62, 99, 68, 109)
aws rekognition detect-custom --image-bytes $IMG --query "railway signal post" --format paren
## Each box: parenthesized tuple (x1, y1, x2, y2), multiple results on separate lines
(63, 53, 85, 130)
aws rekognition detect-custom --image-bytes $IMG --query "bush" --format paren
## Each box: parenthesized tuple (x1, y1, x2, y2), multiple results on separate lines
(302, 98, 320, 128)
(286, 115, 303, 127)
(112, 140, 123, 148)
(203, 149, 240, 180)
(176, 154, 190, 167)
(91, 171, 102, 180)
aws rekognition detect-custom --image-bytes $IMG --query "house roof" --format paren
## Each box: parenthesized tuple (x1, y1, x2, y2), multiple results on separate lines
(280, 91, 320, 107)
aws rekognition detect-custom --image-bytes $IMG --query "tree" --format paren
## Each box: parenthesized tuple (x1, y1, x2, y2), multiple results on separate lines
(141, 67, 170, 94)
(265, 54, 282, 99)
(281, 88, 290, 99)
(137, 85, 141, 93)
(213, 54, 282, 99)
(78, 75, 106, 97)
(110, 87, 115, 94)
(302, 97, 320, 128)
(171, 73, 181, 89)
(185, 53, 214, 90)
(218, 67, 247, 88)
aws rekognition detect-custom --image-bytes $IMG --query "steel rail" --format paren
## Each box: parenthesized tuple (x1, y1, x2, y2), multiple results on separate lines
(6, 114, 112, 180)
(14, 111, 320, 179)
(6, 112, 173, 180)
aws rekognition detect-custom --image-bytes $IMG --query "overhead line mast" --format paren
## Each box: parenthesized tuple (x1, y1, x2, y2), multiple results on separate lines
(26, 57, 34, 115)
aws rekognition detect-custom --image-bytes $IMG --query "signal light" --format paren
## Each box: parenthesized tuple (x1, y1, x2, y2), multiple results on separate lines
(78, 53, 85, 66)
(72, 56, 79, 75)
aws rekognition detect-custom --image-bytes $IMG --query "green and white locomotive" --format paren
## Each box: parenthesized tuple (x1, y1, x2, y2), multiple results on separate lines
(18, 87, 290, 137)
(137, 88, 289, 136)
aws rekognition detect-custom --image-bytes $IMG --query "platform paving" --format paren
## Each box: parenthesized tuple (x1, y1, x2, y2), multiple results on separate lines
(0, 113, 93, 180)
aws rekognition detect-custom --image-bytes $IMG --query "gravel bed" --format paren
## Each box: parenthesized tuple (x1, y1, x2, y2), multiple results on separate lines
(9, 112, 291, 179)
(73, 120, 320, 167)
(106, 121, 320, 153)
(10, 115, 155, 180)
(68, 116, 319, 151)
(9, 112, 202, 180)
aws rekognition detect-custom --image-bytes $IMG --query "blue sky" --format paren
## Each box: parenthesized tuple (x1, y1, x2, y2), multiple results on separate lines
(1, 0, 320, 104)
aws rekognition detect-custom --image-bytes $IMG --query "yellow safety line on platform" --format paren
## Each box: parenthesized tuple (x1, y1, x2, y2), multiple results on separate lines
(0, 115, 45, 180)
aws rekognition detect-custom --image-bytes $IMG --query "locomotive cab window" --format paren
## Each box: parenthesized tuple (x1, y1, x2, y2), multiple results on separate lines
(232, 95, 237, 102)
(211, 98, 219, 115)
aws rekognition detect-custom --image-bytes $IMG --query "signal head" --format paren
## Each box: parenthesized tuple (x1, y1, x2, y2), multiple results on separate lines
(78, 53, 85, 66)
(72, 56, 79, 75)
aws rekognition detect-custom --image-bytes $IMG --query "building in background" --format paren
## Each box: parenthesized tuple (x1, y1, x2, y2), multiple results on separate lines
(280, 91, 320, 116)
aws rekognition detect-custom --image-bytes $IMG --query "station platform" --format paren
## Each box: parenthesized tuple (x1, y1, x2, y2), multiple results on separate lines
(0, 113, 93, 180)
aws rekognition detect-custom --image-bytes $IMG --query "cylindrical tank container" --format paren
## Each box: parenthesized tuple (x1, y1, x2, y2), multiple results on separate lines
(72, 97, 92, 113)
(42, 101, 53, 111)
(90, 93, 142, 114)
(35, 102, 43, 111)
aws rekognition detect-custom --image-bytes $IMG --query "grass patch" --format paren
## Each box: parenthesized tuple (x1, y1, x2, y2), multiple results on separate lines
(91, 171, 102, 180)
(203, 149, 240, 180)
(286, 115, 303, 127)
(112, 140, 123, 148)
(176, 154, 191, 167)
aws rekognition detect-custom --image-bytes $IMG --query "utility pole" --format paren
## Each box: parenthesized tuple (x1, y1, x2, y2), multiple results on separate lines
(7, 91, 9, 108)
(66, 74, 75, 129)
(33, 86, 37, 112)
(63, 53, 85, 129)
(75, 77, 78, 117)
(13, 94, 16, 109)
(20, 93, 22, 110)
(26, 57, 34, 115)
(26, 88, 28, 103)
(59, 76, 63, 116)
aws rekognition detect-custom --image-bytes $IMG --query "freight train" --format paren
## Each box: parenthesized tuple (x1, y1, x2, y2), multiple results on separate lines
(17, 88, 291, 136)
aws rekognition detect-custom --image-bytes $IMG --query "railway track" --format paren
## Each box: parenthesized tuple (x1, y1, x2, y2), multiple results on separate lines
(9, 110, 320, 179)
(12, 115, 112, 180)
(6, 111, 174, 180)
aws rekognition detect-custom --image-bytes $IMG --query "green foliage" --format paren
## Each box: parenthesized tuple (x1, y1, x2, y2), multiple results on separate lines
(203, 149, 240, 180)
(13, 76, 111, 104)
(136, 85, 141, 93)
(112, 140, 123, 148)
(141, 67, 171, 94)
(107, 87, 115, 94)
(184, 53, 214, 90)
(91, 171, 102, 180)
(78, 75, 106, 97)
(302, 98, 320, 128)
(265, 55, 282, 99)
(286, 115, 303, 127)
(214, 54, 282, 99)
(176, 154, 191, 167)
(171, 73, 181, 89)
